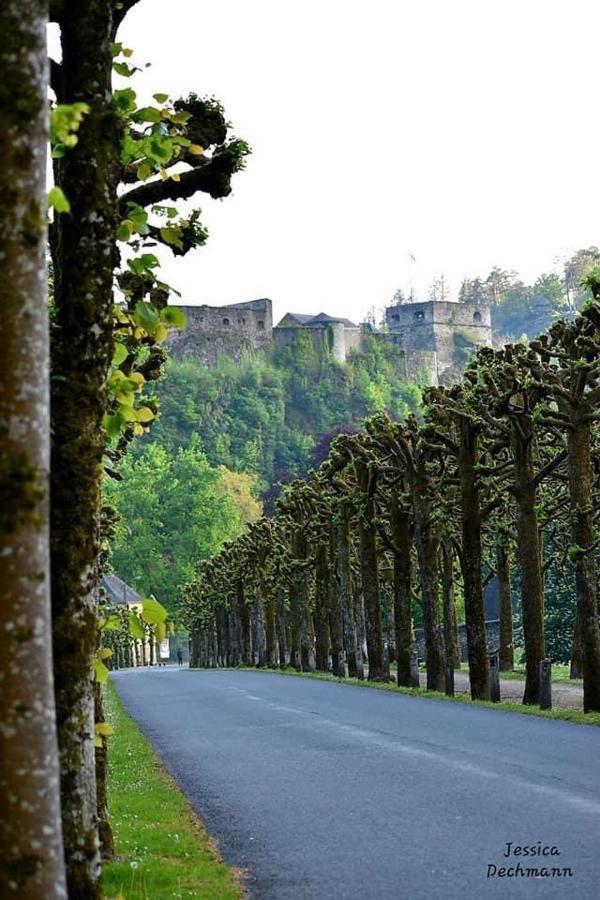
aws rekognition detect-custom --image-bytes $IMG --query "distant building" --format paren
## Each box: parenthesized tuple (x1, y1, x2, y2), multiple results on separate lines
(385, 297, 492, 382)
(166, 293, 492, 384)
(100, 573, 143, 610)
(166, 298, 273, 366)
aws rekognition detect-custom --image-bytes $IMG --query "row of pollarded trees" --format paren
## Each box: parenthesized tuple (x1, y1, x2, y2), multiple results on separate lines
(182, 299, 600, 714)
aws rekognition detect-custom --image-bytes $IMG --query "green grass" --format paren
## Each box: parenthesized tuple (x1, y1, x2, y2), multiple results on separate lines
(207, 666, 600, 727)
(102, 680, 243, 900)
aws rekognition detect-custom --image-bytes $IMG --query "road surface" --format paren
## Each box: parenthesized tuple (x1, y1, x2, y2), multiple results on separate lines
(112, 668, 600, 899)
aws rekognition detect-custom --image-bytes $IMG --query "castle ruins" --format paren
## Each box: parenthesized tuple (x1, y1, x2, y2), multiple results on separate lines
(166, 296, 492, 385)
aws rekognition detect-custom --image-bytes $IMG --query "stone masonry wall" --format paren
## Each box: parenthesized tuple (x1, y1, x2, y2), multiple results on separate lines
(166, 298, 273, 366)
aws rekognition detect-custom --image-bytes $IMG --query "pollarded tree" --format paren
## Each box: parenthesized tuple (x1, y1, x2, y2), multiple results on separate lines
(421, 385, 491, 700)
(469, 343, 567, 704)
(0, 4, 67, 896)
(324, 433, 390, 681)
(528, 301, 600, 711)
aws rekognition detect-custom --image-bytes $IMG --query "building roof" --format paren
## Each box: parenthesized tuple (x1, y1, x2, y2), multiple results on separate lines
(100, 573, 142, 606)
(305, 312, 358, 328)
(275, 313, 314, 327)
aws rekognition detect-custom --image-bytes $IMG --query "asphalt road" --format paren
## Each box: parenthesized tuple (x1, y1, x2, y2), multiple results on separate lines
(112, 668, 600, 900)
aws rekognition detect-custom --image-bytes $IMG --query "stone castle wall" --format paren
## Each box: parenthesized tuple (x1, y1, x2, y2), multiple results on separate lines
(166, 298, 273, 366)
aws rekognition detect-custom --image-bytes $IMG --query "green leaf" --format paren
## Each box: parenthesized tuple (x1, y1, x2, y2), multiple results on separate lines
(112, 343, 128, 367)
(136, 162, 152, 181)
(153, 92, 169, 103)
(117, 220, 133, 241)
(95, 722, 115, 737)
(170, 111, 191, 124)
(160, 225, 182, 247)
(114, 61, 134, 77)
(160, 306, 187, 328)
(133, 301, 159, 332)
(48, 186, 71, 214)
(102, 614, 121, 631)
(155, 621, 166, 643)
(128, 612, 145, 640)
(141, 597, 168, 625)
(102, 412, 124, 438)
(128, 253, 160, 276)
(133, 106, 162, 124)
(97, 647, 113, 660)
(94, 659, 110, 684)
(113, 87, 137, 115)
(136, 406, 155, 423)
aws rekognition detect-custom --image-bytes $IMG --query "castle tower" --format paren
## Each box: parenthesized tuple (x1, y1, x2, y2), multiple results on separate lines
(385, 297, 492, 382)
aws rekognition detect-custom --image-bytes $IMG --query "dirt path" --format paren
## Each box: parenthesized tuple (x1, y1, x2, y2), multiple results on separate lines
(449, 671, 583, 709)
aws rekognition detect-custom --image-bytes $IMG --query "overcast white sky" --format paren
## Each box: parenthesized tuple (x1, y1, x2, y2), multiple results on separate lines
(116, 0, 598, 323)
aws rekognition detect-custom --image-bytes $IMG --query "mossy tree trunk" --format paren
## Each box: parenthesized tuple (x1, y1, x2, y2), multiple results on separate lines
(237, 580, 252, 665)
(390, 490, 414, 686)
(440, 542, 460, 669)
(329, 524, 345, 676)
(458, 418, 490, 699)
(49, 2, 121, 895)
(276, 589, 288, 668)
(265, 591, 278, 668)
(292, 531, 316, 671)
(314, 542, 330, 671)
(412, 474, 445, 691)
(566, 419, 600, 711)
(355, 465, 388, 681)
(338, 505, 360, 677)
(496, 538, 514, 671)
(511, 422, 545, 705)
(0, 4, 68, 895)
(94, 683, 114, 860)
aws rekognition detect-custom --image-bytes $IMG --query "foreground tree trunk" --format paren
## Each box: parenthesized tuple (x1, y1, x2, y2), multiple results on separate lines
(94, 684, 114, 860)
(50, 2, 121, 894)
(0, 5, 67, 895)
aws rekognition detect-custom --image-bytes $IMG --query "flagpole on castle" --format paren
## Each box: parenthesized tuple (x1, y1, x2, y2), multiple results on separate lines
(408, 252, 416, 300)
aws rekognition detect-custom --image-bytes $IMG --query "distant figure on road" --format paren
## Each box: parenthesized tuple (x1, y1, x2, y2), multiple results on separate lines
(177, 648, 183, 666)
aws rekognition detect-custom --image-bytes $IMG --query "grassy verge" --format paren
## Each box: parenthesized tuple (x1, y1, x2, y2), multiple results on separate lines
(102, 680, 243, 900)
(212, 666, 600, 727)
